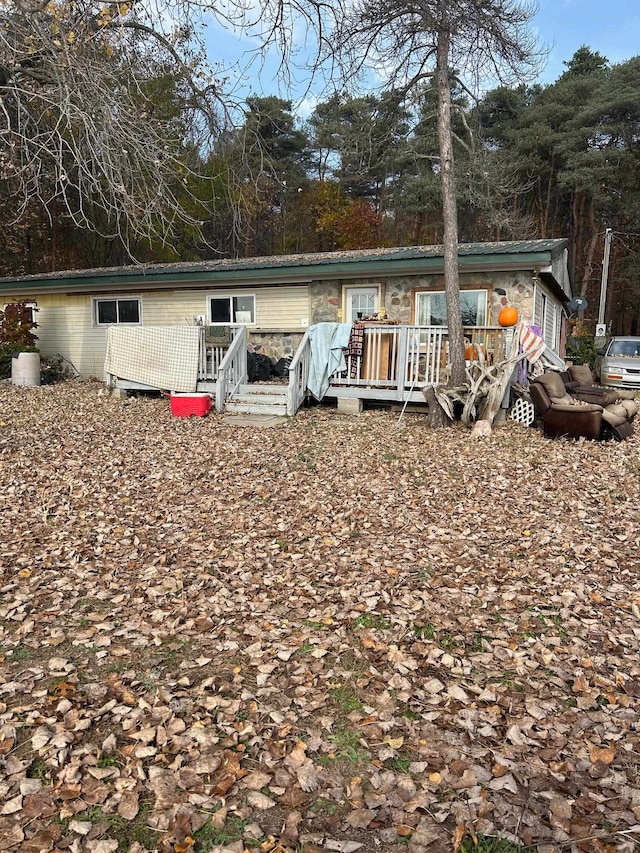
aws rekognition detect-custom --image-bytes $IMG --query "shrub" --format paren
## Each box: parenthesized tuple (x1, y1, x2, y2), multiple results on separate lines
(41, 354, 78, 384)
(0, 302, 40, 379)
(0, 302, 39, 347)
(565, 336, 598, 369)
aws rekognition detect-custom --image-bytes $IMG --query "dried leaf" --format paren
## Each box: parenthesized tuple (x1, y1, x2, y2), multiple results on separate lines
(1, 794, 23, 815)
(589, 745, 615, 766)
(117, 791, 139, 820)
(247, 791, 276, 810)
(3, 386, 640, 853)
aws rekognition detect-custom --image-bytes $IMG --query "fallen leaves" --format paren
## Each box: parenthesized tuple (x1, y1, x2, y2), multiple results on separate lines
(1, 382, 640, 851)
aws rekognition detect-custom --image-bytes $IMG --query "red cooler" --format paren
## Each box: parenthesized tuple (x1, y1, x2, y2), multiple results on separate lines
(170, 392, 211, 417)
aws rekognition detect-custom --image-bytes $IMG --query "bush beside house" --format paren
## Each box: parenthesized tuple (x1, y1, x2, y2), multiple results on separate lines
(0, 302, 39, 379)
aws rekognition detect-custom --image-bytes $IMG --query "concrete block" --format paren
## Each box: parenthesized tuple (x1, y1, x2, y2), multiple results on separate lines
(109, 387, 129, 399)
(337, 397, 363, 414)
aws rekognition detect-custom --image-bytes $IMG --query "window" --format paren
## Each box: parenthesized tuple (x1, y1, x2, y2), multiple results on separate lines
(208, 294, 255, 325)
(345, 287, 379, 323)
(94, 297, 140, 325)
(416, 289, 487, 326)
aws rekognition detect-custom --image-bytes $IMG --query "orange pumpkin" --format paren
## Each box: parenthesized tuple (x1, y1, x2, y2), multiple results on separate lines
(498, 306, 518, 327)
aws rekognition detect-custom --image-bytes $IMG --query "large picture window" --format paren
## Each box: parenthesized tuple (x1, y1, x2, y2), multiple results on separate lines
(208, 294, 255, 325)
(416, 289, 487, 327)
(94, 297, 140, 325)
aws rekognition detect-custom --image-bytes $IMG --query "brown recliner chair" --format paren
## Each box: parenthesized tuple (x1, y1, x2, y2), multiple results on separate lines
(566, 363, 637, 401)
(530, 373, 603, 440)
(564, 364, 638, 425)
(530, 372, 635, 440)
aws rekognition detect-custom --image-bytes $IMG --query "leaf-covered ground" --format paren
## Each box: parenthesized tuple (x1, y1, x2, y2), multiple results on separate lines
(1, 382, 639, 853)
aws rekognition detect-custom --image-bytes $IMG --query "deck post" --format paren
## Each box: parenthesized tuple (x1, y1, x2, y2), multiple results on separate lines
(395, 326, 409, 400)
(215, 367, 225, 412)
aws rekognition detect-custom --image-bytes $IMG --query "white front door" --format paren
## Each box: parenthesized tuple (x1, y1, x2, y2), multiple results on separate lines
(345, 287, 379, 323)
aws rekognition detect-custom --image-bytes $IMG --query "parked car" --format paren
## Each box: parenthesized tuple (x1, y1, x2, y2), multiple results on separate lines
(598, 337, 640, 390)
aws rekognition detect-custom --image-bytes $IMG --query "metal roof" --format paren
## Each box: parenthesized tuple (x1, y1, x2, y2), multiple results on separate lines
(0, 239, 569, 292)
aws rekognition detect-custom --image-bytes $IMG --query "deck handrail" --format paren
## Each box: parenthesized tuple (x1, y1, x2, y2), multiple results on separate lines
(283, 324, 509, 407)
(327, 324, 508, 393)
(215, 327, 247, 412)
(199, 324, 245, 381)
(286, 328, 311, 416)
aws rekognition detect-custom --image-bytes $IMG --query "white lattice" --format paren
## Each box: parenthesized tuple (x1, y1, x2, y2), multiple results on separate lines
(510, 398, 535, 426)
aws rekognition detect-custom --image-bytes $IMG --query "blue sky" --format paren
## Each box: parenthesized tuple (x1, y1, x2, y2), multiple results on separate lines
(206, 0, 640, 115)
(535, 0, 640, 83)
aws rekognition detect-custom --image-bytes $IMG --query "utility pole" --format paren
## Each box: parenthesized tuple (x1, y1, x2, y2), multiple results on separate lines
(597, 228, 613, 327)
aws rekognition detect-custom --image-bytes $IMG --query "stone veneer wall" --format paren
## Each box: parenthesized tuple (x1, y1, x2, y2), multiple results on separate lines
(310, 271, 536, 326)
(248, 331, 304, 361)
(245, 270, 537, 362)
(310, 281, 342, 323)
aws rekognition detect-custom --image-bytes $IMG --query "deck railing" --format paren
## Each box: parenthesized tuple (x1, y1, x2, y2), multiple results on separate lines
(215, 327, 247, 412)
(198, 325, 244, 381)
(286, 328, 311, 416)
(284, 324, 509, 408)
(329, 325, 508, 393)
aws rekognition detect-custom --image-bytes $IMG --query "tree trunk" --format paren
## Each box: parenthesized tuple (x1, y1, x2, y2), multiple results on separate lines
(579, 198, 599, 300)
(436, 28, 465, 387)
(423, 385, 452, 428)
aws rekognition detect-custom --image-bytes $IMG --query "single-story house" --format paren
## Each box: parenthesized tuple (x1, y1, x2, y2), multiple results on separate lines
(0, 239, 571, 412)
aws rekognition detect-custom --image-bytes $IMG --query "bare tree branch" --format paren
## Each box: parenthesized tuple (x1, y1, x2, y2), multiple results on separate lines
(0, 0, 340, 258)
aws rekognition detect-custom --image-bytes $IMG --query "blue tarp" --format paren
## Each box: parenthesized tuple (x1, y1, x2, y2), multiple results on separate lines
(307, 322, 352, 400)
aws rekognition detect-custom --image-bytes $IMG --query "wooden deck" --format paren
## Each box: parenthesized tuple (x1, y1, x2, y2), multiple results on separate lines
(287, 324, 510, 413)
(108, 324, 513, 416)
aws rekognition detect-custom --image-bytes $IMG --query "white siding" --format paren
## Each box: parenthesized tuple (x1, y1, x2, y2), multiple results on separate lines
(544, 302, 560, 350)
(533, 282, 561, 351)
(15, 285, 310, 379)
(9, 293, 106, 379)
(255, 286, 309, 328)
(534, 289, 545, 328)
(143, 286, 309, 329)
(141, 291, 212, 326)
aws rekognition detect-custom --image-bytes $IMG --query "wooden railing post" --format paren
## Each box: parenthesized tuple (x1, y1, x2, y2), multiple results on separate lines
(215, 326, 247, 412)
(286, 329, 310, 416)
(215, 365, 226, 412)
(396, 326, 409, 399)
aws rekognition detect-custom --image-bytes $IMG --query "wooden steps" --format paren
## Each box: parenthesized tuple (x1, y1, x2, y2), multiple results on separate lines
(224, 383, 288, 417)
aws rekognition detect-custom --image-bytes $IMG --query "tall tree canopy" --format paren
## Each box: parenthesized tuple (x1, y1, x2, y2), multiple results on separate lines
(329, 0, 543, 384)
(0, 0, 339, 261)
(478, 48, 640, 331)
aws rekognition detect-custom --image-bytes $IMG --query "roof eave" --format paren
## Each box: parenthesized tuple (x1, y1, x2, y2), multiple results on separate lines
(0, 250, 562, 295)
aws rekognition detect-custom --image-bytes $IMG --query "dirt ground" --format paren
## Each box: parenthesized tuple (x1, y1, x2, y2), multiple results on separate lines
(1, 382, 639, 853)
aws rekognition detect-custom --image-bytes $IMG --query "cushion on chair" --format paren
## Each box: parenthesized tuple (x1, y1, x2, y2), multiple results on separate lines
(576, 388, 620, 406)
(601, 407, 627, 428)
(568, 364, 596, 386)
(536, 372, 575, 406)
(605, 402, 628, 419)
(619, 399, 638, 419)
